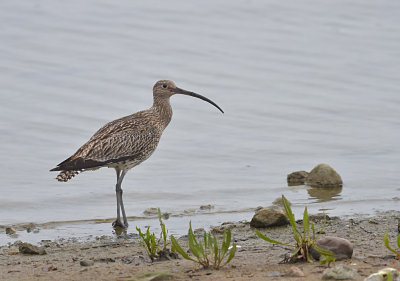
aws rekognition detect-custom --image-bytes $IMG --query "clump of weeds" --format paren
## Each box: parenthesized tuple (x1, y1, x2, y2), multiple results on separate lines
(171, 222, 237, 269)
(136, 208, 175, 261)
(255, 195, 335, 263)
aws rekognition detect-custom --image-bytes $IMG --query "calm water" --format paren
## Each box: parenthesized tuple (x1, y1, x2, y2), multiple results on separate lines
(1, 0, 399, 243)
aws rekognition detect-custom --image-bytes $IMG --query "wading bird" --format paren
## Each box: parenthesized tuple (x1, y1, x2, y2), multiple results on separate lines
(50, 80, 223, 228)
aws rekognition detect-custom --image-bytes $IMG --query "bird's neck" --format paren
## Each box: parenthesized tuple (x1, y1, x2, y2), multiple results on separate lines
(152, 96, 173, 129)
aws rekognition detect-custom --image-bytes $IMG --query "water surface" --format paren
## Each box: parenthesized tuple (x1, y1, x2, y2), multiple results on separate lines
(0, 0, 399, 244)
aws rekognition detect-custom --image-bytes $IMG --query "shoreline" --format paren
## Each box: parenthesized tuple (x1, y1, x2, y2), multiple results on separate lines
(1, 210, 399, 281)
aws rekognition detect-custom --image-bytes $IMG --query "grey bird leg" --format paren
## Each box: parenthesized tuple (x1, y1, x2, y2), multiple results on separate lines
(112, 169, 128, 228)
(118, 170, 128, 227)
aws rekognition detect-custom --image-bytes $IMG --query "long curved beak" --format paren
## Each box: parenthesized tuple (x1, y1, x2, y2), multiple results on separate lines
(172, 87, 224, 114)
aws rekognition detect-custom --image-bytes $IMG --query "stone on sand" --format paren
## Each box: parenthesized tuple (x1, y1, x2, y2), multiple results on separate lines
(311, 236, 353, 260)
(250, 206, 289, 228)
(19, 242, 46, 255)
(80, 260, 94, 266)
(322, 265, 360, 280)
(306, 163, 343, 188)
(364, 268, 400, 281)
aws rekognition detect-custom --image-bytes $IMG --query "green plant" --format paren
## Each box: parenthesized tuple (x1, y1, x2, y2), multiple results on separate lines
(158, 208, 168, 250)
(319, 254, 337, 267)
(383, 230, 400, 262)
(255, 195, 335, 263)
(170, 222, 237, 269)
(136, 208, 169, 261)
(136, 226, 159, 261)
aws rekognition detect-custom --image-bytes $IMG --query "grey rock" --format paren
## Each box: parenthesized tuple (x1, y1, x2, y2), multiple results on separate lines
(5, 227, 16, 235)
(306, 163, 343, 188)
(199, 204, 214, 210)
(250, 206, 289, 228)
(19, 242, 46, 255)
(143, 207, 159, 216)
(322, 265, 360, 280)
(364, 268, 400, 281)
(311, 236, 353, 260)
(287, 170, 309, 186)
(80, 260, 94, 266)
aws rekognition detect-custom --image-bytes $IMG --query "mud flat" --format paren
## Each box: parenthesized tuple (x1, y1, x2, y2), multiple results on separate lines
(1, 210, 399, 281)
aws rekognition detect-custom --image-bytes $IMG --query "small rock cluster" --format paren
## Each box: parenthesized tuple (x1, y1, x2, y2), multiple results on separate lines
(287, 163, 343, 188)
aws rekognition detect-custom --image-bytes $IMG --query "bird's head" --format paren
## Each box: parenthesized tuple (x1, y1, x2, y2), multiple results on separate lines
(153, 80, 224, 113)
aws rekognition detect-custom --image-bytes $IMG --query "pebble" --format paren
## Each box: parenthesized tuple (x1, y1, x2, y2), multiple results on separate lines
(199, 204, 214, 210)
(80, 260, 94, 266)
(322, 265, 360, 280)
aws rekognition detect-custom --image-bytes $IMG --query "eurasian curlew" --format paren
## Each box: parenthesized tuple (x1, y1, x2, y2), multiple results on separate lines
(50, 80, 223, 228)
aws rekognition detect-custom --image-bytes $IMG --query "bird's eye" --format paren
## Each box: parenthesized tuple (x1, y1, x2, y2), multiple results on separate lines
(162, 84, 167, 89)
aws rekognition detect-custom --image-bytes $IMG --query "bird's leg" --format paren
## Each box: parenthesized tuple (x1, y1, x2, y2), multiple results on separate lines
(112, 168, 125, 228)
(118, 171, 128, 227)
(113, 169, 128, 228)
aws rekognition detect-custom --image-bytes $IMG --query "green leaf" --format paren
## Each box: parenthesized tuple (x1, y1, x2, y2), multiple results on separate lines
(213, 235, 219, 266)
(303, 207, 310, 241)
(223, 229, 231, 254)
(383, 231, 399, 255)
(223, 242, 237, 266)
(311, 223, 316, 240)
(320, 254, 337, 265)
(255, 229, 295, 247)
(282, 195, 301, 245)
(388, 271, 393, 281)
(312, 244, 335, 257)
(397, 233, 400, 249)
(170, 235, 197, 262)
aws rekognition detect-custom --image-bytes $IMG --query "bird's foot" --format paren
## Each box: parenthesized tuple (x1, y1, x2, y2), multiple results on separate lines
(112, 219, 128, 229)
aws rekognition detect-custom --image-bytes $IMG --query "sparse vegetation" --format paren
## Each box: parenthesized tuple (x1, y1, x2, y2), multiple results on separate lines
(136, 208, 169, 261)
(170, 222, 237, 269)
(383, 230, 400, 263)
(255, 195, 335, 263)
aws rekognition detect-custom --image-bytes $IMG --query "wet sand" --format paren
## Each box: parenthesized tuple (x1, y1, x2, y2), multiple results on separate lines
(1, 210, 399, 281)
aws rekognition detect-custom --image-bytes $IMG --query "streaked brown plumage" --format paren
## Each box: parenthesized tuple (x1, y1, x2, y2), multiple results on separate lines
(50, 80, 223, 228)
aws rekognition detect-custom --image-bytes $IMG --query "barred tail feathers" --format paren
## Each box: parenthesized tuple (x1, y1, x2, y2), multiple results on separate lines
(56, 170, 80, 182)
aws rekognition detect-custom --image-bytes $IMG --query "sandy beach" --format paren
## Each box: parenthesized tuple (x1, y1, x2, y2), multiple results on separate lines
(1, 210, 399, 281)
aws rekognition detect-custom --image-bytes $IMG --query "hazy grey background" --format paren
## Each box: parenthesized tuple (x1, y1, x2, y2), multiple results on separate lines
(0, 0, 399, 240)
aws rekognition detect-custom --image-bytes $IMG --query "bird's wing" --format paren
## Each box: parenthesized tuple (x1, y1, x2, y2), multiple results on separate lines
(51, 111, 162, 171)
